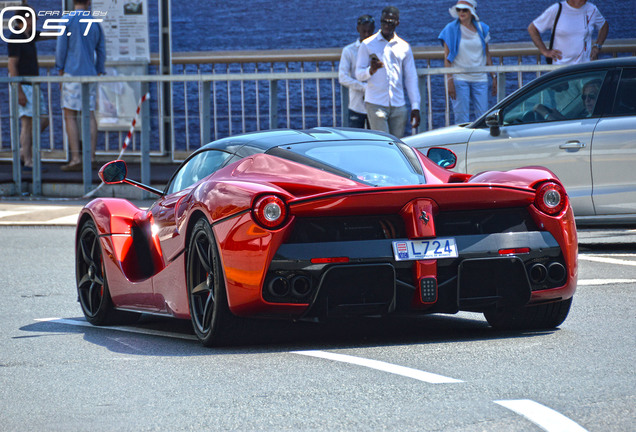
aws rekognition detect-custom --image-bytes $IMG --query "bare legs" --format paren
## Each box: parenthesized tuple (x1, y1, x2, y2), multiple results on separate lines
(20, 115, 49, 168)
(62, 108, 96, 170)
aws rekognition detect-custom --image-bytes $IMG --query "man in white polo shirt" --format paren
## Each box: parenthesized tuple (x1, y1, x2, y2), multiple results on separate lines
(528, 0, 608, 65)
(355, 6, 420, 138)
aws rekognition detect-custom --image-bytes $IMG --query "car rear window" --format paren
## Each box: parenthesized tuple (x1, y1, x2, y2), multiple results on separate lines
(268, 141, 426, 187)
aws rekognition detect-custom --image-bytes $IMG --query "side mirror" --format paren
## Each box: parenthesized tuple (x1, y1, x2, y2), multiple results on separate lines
(99, 160, 127, 184)
(485, 109, 501, 137)
(426, 147, 457, 169)
(97, 159, 163, 196)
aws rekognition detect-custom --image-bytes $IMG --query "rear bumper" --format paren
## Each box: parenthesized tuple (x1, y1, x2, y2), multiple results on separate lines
(258, 230, 575, 319)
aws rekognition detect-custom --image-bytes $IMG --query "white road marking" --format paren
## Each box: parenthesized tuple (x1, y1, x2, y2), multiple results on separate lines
(44, 214, 80, 225)
(0, 218, 78, 226)
(107, 336, 147, 353)
(578, 279, 636, 286)
(0, 205, 80, 225)
(7, 205, 68, 211)
(292, 350, 463, 384)
(34, 317, 197, 341)
(2, 222, 62, 226)
(579, 255, 636, 266)
(586, 253, 636, 257)
(495, 399, 588, 432)
(0, 210, 30, 219)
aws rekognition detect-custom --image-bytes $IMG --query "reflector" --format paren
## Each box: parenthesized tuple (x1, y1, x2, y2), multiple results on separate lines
(310, 257, 350, 264)
(499, 248, 530, 255)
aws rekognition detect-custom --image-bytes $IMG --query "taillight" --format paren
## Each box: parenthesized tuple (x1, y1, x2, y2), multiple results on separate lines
(534, 182, 566, 216)
(252, 195, 288, 229)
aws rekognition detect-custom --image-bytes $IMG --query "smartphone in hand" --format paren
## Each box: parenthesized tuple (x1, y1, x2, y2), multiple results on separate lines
(369, 53, 383, 73)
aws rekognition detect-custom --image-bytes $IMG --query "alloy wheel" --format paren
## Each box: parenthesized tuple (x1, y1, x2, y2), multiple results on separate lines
(189, 225, 217, 335)
(77, 223, 106, 318)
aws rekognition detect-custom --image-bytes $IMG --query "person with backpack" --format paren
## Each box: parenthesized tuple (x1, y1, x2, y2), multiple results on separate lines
(528, 0, 608, 65)
(438, 0, 496, 124)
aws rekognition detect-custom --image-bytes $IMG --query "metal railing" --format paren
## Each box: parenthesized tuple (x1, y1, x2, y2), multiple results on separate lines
(1, 39, 635, 196)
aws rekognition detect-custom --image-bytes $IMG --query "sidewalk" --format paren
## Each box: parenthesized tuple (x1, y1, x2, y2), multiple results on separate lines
(0, 161, 179, 198)
(0, 199, 154, 226)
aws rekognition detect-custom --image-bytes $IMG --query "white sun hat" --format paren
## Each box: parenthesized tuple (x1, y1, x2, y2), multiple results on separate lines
(449, 0, 479, 21)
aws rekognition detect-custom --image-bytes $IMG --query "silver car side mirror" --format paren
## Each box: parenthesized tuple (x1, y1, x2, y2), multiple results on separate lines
(485, 109, 501, 137)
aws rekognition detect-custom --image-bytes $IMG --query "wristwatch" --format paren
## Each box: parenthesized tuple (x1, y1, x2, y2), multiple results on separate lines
(593, 43, 602, 49)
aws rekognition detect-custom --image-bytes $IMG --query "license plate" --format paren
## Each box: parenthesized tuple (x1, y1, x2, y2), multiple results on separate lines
(392, 238, 459, 261)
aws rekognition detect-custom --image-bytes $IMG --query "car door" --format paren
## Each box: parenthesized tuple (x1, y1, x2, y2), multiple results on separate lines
(590, 67, 636, 217)
(149, 149, 235, 314)
(151, 150, 233, 262)
(465, 69, 608, 217)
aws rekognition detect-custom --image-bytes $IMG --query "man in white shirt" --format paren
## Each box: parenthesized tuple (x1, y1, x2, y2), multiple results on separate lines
(355, 6, 421, 138)
(528, 0, 608, 65)
(339, 15, 375, 128)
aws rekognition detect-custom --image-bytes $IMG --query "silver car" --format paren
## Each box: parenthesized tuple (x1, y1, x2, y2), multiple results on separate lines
(404, 57, 636, 225)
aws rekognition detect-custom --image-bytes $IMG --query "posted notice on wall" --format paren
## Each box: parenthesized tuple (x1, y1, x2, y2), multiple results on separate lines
(92, 0, 149, 132)
(92, 0, 149, 62)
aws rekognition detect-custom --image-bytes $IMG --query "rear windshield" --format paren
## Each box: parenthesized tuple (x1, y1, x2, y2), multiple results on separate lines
(267, 140, 426, 187)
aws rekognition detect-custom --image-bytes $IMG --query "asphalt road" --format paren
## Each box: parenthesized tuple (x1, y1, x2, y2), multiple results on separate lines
(0, 226, 634, 431)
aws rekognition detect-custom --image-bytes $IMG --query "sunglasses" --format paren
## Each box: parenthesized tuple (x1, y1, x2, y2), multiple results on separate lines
(381, 19, 398, 26)
(456, 8, 470, 13)
(358, 17, 374, 25)
(582, 93, 598, 101)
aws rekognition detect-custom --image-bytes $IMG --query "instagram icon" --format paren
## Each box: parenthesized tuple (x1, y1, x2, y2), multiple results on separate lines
(1, 6, 36, 43)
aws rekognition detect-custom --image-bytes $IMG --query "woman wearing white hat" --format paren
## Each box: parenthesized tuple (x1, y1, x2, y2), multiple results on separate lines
(438, 0, 496, 124)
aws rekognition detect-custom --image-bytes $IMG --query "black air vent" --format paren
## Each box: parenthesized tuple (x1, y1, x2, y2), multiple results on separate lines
(435, 208, 537, 236)
(287, 215, 406, 243)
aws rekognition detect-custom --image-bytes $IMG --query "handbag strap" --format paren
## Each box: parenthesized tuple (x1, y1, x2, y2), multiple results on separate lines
(548, 2, 563, 51)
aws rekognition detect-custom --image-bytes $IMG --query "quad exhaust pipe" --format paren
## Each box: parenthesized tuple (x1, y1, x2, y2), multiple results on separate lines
(547, 262, 566, 283)
(528, 261, 566, 285)
(290, 275, 312, 298)
(267, 276, 289, 297)
(267, 274, 312, 299)
(529, 263, 548, 284)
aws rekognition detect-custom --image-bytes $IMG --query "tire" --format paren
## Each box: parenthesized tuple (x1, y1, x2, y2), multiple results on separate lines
(484, 297, 572, 330)
(187, 218, 247, 346)
(76, 220, 140, 325)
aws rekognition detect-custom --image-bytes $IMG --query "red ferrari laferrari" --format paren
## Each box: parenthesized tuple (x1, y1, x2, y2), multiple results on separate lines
(75, 128, 577, 346)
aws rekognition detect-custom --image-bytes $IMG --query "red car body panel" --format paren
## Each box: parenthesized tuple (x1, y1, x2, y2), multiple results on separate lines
(77, 130, 578, 327)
